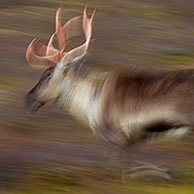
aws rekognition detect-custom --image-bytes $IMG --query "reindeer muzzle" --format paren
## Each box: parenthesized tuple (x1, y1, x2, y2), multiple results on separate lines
(23, 93, 44, 113)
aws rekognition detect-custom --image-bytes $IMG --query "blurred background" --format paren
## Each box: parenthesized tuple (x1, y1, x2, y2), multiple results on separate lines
(1, 0, 194, 193)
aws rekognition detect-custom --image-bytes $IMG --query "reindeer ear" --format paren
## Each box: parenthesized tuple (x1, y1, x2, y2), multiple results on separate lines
(70, 53, 88, 69)
(59, 52, 87, 68)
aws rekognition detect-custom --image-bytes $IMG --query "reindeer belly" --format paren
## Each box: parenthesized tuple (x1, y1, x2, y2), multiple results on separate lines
(119, 102, 193, 144)
(96, 100, 190, 146)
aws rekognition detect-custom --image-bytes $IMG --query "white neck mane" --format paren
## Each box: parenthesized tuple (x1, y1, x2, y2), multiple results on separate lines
(58, 67, 105, 126)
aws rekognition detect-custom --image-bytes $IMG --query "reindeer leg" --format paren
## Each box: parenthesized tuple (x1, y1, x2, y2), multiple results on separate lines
(121, 161, 172, 180)
(119, 143, 172, 180)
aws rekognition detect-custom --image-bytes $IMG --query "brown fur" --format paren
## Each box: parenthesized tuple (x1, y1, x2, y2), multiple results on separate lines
(91, 67, 194, 146)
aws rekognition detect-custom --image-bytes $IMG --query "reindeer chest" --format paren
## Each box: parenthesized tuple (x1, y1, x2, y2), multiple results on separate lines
(60, 76, 98, 126)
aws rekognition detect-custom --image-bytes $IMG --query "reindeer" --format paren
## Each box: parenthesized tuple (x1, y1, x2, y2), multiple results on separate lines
(24, 7, 194, 177)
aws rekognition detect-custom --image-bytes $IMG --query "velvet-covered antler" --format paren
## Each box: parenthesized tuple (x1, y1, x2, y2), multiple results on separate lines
(26, 8, 81, 69)
(63, 7, 96, 61)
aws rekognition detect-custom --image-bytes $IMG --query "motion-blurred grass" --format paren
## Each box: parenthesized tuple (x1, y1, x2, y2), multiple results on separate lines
(8, 163, 194, 194)
(1, 0, 194, 193)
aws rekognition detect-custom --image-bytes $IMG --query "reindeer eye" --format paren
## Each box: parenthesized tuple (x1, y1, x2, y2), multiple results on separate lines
(40, 70, 52, 84)
(45, 69, 53, 80)
(47, 72, 51, 78)
(46, 73, 52, 81)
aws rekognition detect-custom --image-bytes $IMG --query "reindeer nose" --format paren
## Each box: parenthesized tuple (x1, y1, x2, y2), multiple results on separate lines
(23, 93, 43, 113)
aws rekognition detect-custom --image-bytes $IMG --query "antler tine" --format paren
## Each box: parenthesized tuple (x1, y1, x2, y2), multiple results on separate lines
(56, 8, 65, 52)
(46, 32, 59, 56)
(83, 6, 96, 43)
(34, 39, 47, 56)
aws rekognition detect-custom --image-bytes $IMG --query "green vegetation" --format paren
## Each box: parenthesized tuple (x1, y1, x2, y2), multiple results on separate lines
(5, 163, 194, 194)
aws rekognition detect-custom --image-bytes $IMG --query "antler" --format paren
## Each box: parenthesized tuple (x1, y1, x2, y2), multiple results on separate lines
(26, 7, 95, 69)
(26, 8, 81, 69)
(26, 38, 60, 69)
(62, 7, 96, 63)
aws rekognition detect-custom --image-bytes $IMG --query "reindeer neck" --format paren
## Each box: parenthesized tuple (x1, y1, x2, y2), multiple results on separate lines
(58, 66, 105, 125)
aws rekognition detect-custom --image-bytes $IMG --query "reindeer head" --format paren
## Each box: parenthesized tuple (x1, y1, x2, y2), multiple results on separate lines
(23, 7, 95, 112)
